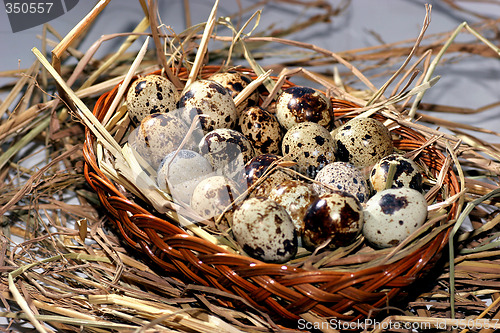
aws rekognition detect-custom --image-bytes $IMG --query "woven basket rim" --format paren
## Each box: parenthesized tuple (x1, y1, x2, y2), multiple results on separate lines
(82, 65, 460, 321)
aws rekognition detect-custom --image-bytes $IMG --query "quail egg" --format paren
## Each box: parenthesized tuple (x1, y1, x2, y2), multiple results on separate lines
(190, 175, 240, 230)
(275, 86, 333, 130)
(302, 191, 364, 252)
(128, 111, 194, 169)
(232, 197, 298, 263)
(157, 149, 213, 204)
(245, 154, 295, 197)
(282, 122, 335, 178)
(178, 79, 237, 132)
(209, 71, 259, 115)
(362, 187, 428, 248)
(333, 117, 394, 168)
(370, 154, 423, 193)
(239, 106, 283, 155)
(199, 128, 255, 183)
(313, 162, 370, 203)
(269, 180, 318, 237)
(126, 74, 179, 124)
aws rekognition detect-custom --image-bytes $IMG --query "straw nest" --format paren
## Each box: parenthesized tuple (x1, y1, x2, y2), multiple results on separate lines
(2, 0, 500, 331)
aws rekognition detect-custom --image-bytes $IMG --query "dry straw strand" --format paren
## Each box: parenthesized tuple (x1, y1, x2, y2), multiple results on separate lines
(183, 0, 220, 92)
(365, 4, 432, 108)
(102, 36, 151, 126)
(409, 21, 500, 117)
(78, 17, 151, 90)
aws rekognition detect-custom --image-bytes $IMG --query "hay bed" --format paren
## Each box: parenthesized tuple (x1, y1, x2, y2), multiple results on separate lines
(1, 1, 500, 332)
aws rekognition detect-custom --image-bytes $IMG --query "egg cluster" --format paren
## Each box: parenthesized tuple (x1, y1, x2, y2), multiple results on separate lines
(125, 72, 429, 264)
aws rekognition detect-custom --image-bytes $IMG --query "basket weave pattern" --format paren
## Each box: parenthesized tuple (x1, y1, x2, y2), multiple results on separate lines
(83, 67, 459, 321)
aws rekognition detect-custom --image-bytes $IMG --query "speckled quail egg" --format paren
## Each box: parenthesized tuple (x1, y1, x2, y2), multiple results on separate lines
(178, 79, 237, 132)
(128, 111, 194, 169)
(370, 154, 423, 193)
(313, 162, 370, 203)
(157, 149, 213, 204)
(126, 74, 179, 124)
(239, 106, 283, 155)
(190, 175, 240, 230)
(333, 117, 394, 168)
(269, 180, 318, 237)
(275, 86, 333, 130)
(362, 187, 428, 248)
(199, 128, 255, 184)
(282, 122, 335, 178)
(232, 197, 298, 263)
(245, 154, 295, 197)
(302, 191, 364, 252)
(208, 71, 259, 115)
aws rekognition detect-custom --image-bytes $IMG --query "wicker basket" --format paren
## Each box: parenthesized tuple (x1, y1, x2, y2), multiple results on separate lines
(83, 66, 460, 322)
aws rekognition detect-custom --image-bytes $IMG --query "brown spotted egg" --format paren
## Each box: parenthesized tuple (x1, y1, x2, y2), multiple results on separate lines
(269, 180, 318, 237)
(313, 162, 370, 203)
(302, 191, 364, 252)
(199, 128, 255, 184)
(370, 154, 423, 193)
(333, 117, 394, 168)
(232, 197, 298, 263)
(190, 175, 240, 231)
(275, 86, 333, 130)
(128, 111, 194, 169)
(126, 74, 178, 124)
(239, 106, 283, 155)
(245, 154, 295, 197)
(362, 187, 427, 248)
(157, 149, 213, 204)
(178, 80, 237, 132)
(208, 71, 259, 115)
(282, 122, 335, 178)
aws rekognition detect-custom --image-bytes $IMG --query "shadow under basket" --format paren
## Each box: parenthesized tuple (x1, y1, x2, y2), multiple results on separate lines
(82, 66, 460, 323)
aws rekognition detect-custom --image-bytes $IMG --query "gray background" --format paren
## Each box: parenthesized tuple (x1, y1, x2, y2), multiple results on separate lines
(1, 0, 499, 142)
